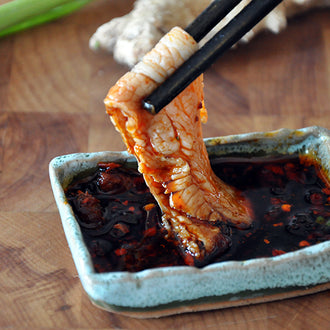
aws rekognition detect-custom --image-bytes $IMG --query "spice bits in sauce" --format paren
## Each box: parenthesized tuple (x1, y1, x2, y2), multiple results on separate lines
(65, 155, 330, 272)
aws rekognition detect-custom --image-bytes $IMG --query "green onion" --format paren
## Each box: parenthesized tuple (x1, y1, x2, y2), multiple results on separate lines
(0, 0, 94, 38)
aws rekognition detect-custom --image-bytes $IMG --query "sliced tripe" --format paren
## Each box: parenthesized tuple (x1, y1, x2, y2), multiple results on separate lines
(104, 27, 253, 266)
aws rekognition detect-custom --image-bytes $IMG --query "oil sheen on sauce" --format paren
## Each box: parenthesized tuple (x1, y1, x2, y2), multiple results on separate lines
(65, 155, 330, 272)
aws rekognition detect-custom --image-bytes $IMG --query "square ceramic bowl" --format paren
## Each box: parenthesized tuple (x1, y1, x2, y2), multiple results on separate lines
(49, 126, 330, 318)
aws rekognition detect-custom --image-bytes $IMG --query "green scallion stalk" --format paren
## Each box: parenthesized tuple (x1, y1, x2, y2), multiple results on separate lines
(0, 0, 94, 38)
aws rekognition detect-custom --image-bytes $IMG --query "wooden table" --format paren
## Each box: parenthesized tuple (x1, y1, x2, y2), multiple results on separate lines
(0, 0, 329, 328)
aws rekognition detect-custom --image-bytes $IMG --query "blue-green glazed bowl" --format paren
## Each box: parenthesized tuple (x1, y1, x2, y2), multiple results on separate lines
(49, 126, 330, 318)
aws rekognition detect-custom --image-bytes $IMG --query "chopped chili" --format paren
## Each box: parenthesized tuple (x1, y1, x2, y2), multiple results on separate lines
(299, 240, 310, 247)
(281, 204, 292, 212)
(272, 249, 286, 256)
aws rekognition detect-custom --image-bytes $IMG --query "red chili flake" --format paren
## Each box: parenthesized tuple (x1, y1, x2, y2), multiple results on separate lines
(183, 253, 195, 266)
(144, 203, 156, 211)
(272, 249, 286, 256)
(322, 187, 330, 195)
(268, 165, 284, 175)
(98, 162, 121, 170)
(115, 248, 127, 256)
(113, 223, 129, 235)
(285, 163, 295, 170)
(128, 206, 135, 212)
(122, 200, 129, 206)
(281, 204, 292, 212)
(273, 222, 284, 227)
(264, 239, 270, 244)
(144, 227, 157, 237)
(299, 240, 310, 247)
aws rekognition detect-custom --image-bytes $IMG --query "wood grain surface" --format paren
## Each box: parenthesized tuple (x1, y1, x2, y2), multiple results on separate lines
(0, 0, 329, 328)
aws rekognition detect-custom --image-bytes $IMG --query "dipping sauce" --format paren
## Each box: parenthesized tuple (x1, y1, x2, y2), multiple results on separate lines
(65, 155, 330, 272)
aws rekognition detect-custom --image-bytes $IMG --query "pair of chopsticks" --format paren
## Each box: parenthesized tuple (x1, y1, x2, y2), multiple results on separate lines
(143, 0, 283, 114)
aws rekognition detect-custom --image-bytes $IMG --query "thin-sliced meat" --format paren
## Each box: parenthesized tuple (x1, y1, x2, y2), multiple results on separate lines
(104, 27, 253, 266)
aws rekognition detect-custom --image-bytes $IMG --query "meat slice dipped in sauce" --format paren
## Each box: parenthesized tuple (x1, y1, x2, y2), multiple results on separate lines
(104, 27, 253, 266)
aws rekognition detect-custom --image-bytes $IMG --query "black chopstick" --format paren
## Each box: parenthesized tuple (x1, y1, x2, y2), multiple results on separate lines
(143, 0, 283, 114)
(185, 0, 243, 43)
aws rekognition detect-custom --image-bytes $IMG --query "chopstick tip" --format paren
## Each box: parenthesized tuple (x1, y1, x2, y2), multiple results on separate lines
(142, 99, 156, 115)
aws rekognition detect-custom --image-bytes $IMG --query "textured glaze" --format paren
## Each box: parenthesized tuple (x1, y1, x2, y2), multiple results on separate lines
(49, 126, 330, 317)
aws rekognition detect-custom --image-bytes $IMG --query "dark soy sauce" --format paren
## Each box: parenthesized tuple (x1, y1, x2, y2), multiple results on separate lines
(65, 155, 330, 272)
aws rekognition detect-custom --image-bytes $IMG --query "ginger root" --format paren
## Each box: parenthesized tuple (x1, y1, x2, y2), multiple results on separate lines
(90, 0, 330, 67)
